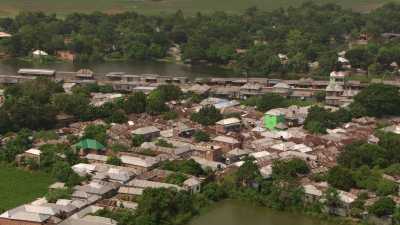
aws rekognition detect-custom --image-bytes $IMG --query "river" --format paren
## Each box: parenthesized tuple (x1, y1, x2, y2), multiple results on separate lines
(0, 59, 234, 78)
(189, 200, 334, 225)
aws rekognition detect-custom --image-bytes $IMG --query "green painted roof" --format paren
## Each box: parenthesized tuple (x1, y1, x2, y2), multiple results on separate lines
(74, 138, 105, 151)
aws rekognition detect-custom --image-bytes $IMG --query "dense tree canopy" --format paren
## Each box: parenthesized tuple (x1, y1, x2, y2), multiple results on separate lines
(352, 84, 400, 118)
(2, 3, 400, 75)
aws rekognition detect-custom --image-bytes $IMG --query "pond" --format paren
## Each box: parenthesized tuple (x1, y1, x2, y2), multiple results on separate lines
(189, 200, 334, 225)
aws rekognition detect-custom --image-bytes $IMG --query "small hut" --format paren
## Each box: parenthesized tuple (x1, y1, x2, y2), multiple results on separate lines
(76, 69, 94, 79)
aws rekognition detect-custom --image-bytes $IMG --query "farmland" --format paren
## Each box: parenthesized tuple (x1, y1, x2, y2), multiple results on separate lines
(0, 0, 399, 17)
(0, 164, 53, 210)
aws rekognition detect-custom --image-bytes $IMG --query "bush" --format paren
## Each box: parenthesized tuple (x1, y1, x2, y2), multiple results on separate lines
(202, 183, 227, 201)
(272, 159, 310, 179)
(369, 197, 396, 217)
(110, 143, 129, 153)
(33, 130, 58, 141)
(45, 188, 72, 203)
(83, 124, 108, 145)
(194, 130, 210, 142)
(191, 105, 222, 126)
(106, 156, 122, 166)
(160, 159, 205, 176)
(243, 93, 288, 112)
(155, 139, 174, 148)
(106, 109, 128, 124)
(124, 92, 146, 114)
(327, 166, 355, 191)
(162, 111, 178, 120)
(165, 173, 188, 185)
(132, 134, 145, 147)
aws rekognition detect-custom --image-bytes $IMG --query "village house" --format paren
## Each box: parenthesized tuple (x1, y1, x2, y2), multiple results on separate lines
(58, 205, 117, 225)
(16, 148, 42, 165)
(272, 82, 292, 97)
(75, 69, 94, 80)
(119, 154, 159, 172)
(127, 178, 181, 190)
(192, 145, 223, 161)
(0, 198, 78, 225)
(85, 154, 108, 164)
(18, 69, 56, 79)
(303, 184, 323, 202)
(173, 122, 195, 138)
(225, 148, 250, 164)
(212, 136, 241, 153)
(264, 109, 287, 130)
(326, 190, 358, 217)
(131, 126, 160, 141)
(216, 117, 241, 134)
(183, 177, 202, 194)
(190, 156, 226, 171)
(74, 181, 120, 199)
(188, 84, 211, 96)
(92, 166, 136, 184)
(251, 138, 281, 151)
(240, 83, 263, 98)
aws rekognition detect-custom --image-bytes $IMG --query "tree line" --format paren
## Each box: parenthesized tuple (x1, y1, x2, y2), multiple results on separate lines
(2, 3, 400, 75)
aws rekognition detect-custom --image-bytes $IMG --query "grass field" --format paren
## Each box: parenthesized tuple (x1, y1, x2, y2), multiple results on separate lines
(0, 164, 54, 210)
(0, 0, 399, 17)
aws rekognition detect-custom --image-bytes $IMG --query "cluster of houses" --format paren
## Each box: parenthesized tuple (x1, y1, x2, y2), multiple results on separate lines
(2, 91, 400, 225)
(2, 67, 400, 224)
(2, 65, 400, 107)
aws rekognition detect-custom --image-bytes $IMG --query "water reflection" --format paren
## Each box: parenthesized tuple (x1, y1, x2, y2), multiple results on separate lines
(0, 59, 235, 78)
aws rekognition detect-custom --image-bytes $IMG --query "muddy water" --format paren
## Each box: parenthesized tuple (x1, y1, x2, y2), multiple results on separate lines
(189, 200, 334, 225)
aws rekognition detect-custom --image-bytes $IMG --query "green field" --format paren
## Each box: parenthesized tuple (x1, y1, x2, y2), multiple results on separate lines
(0, 165, 54, 210)
(0, 0, 399, 17)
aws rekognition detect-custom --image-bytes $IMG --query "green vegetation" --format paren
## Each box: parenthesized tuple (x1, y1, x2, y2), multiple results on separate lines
(191, 105, 223, 126)
(2, 2, 400, 77)
(124, 92, 147, 114)
(243, 93, 313, 112)
(155, 139, 174, 148)
(33, 130, 59, 141)
(272, 158, 310, 180)
(106, 155, 122, 166)
(369, 197, 396, 217)
(352, 83, 400, 118)
(45, 188, 72, 203)
(165, 173, 188, 185)
(0, 79, 184, 135)
(243, 93, 288, 112)
(162, 111, 179, 120)
(304, 106, 352, 134)
(0, 164, 54, 210)
(160, 159, 205, 176)
(303, 83, 400, 134)
(326, 132, 400, 197)
(83, 124, 108, 146)
(132, 134, 145, 147)
(194, 130, 210, 142)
